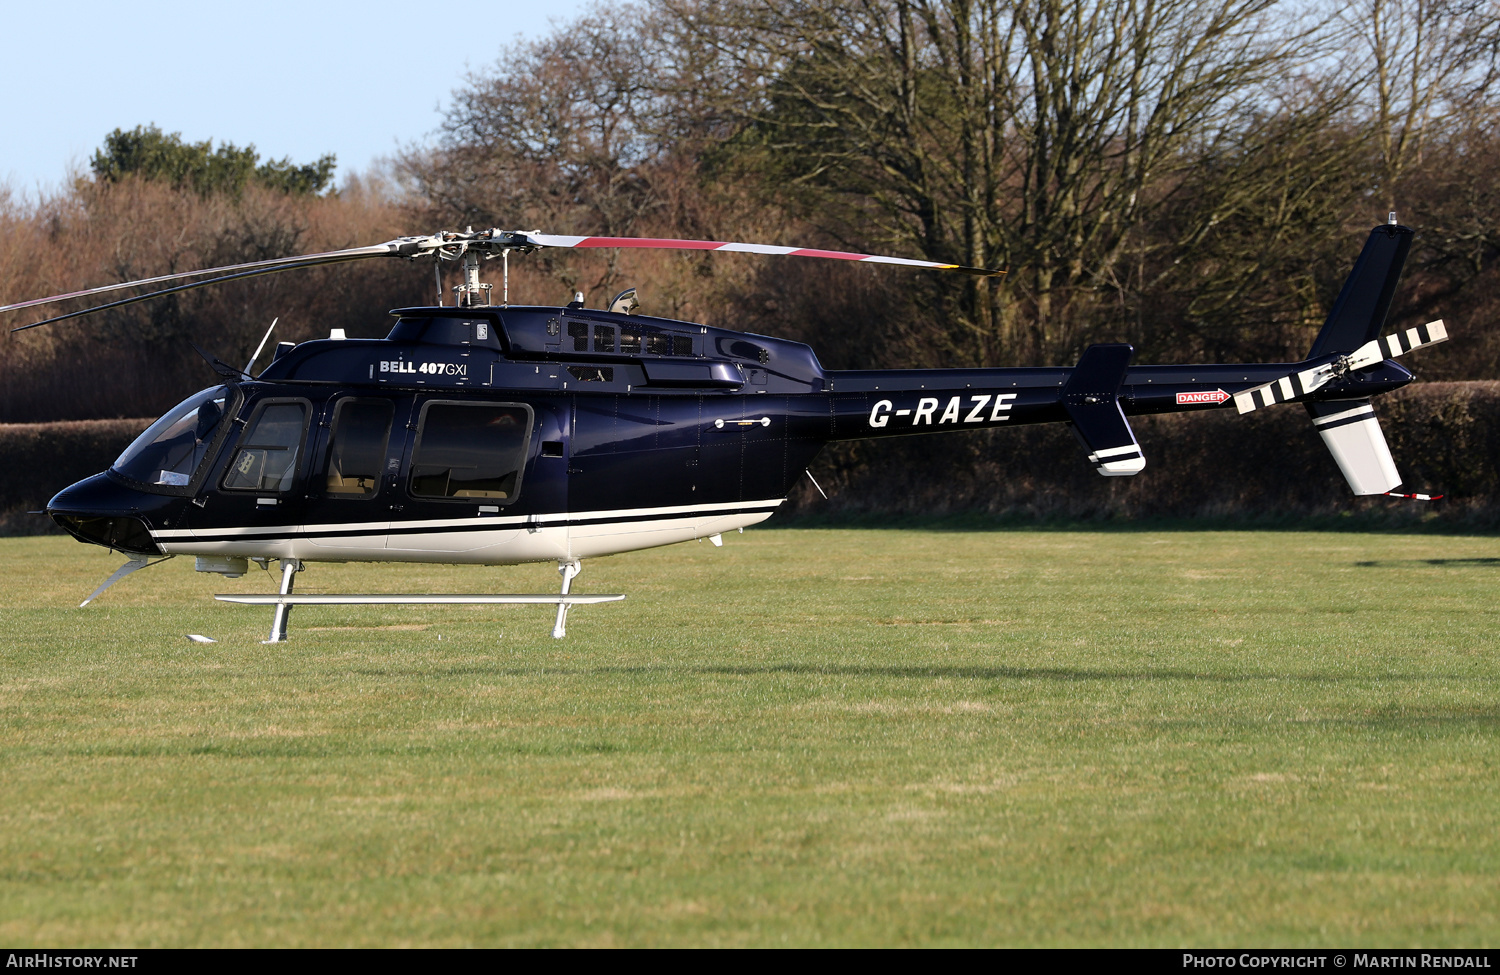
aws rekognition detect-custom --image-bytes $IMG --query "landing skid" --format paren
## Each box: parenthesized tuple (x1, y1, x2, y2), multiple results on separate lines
(215, 559, 623, 641)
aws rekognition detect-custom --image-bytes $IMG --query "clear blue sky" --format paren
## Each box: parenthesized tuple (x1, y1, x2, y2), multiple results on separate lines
(0, 0, 594, 195)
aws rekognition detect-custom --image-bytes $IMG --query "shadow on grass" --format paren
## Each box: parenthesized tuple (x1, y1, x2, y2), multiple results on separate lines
(337, 662, 1495, 685)
(34, 700, 1500, 761)
(43, 740, 625, 759)
(681, 663, 1500, 685)
(1354, 557, 1500, 567)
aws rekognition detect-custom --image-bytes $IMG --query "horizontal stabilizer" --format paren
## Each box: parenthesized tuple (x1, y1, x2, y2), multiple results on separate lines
(1062, 343, 1145, 476)
(1235, 319, 1447, 414)
(1084, 442, 1146, 476)
(1307, 400, 1401, 495)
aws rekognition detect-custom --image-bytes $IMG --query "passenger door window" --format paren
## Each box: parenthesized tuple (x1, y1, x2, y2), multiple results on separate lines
(408, 401, 532, 502)
(323, 399, 394, 497)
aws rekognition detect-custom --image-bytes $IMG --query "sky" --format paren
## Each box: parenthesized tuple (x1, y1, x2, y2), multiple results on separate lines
(0, 0, 594, 195)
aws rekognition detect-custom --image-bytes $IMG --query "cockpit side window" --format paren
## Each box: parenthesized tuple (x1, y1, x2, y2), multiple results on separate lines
(112, 385, 236, 494)
(322, 399, 394, 498)
(222, 400, 310, 492)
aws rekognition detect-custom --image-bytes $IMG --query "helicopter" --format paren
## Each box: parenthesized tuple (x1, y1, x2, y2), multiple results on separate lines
(0, 215, 1448, 641)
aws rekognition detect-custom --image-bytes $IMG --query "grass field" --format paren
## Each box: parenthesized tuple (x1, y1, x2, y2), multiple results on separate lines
(1, 526, 1498, 947)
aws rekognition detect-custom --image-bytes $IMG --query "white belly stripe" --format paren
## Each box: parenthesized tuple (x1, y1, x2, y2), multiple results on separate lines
(151, 497, 784, 540)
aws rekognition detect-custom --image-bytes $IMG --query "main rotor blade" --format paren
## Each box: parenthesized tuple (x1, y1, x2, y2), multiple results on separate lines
(1, 226, 1000, 331)
(522, 234, 1004, 276)
(0, 242, 404, 317)
(10, 254, 378, 331)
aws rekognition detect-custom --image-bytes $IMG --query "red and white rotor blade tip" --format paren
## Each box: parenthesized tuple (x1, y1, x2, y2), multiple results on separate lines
(1234, 319, 1448, 415)
(1385, 490, 1444, 501)
(523, 234, 1003, 276)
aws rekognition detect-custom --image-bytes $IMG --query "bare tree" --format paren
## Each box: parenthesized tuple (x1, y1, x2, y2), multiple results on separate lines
(397, 5, 682, 299)
(1350, 0, 1500, 209)
(660, 0, 1337, 365)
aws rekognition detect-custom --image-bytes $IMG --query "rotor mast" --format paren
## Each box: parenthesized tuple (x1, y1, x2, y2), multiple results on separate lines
(442, 228, 534, 309)
(454, 246, 493, 308)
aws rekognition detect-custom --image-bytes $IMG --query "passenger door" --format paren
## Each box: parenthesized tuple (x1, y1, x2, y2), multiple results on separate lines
(302, 395, 400, 556)
(385, 397, 535, 554)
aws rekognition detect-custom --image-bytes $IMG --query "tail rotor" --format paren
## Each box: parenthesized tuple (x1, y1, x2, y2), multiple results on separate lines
(1231, 218, 1448, 497)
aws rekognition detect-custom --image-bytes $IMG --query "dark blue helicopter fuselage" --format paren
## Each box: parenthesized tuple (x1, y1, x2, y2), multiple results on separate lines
(46, 303, 1414, 565)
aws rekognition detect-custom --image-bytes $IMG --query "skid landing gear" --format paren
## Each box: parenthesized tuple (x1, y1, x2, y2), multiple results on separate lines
(216, 558, 622, 639)
(264, 559, 302, 643)
(553, 560, 582, 639)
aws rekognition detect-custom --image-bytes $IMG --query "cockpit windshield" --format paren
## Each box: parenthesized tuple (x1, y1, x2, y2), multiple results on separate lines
(112, 385, 233, 492)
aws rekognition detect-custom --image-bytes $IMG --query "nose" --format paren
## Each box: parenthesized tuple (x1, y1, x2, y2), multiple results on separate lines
(48, 473, 163, 555)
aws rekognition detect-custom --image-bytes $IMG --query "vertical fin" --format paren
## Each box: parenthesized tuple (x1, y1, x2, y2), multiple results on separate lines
(1308, 224, 1413, 357)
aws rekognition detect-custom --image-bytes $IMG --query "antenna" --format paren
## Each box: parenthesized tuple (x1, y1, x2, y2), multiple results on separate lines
(243, 317, 278, 377)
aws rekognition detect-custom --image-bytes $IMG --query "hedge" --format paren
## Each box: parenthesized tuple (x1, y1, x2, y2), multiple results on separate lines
(0, 419, 152, 536)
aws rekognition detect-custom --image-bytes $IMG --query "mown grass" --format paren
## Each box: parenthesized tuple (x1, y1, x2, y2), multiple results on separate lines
(1, 528, 1497, 947)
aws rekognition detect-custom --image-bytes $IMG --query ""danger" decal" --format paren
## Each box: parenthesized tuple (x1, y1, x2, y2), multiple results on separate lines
(1176, 389, 1230, 405)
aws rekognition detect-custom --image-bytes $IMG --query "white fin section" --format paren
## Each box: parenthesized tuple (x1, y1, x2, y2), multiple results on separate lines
(1087, 444, 1147, 476)
(1311, 403, 1401, 495)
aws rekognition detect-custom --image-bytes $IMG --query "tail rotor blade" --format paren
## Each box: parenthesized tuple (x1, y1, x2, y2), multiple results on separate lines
(1345, 319, 1449, 371)
(1232, 367, 1334, 414)
(1235, 319, 1449, 414)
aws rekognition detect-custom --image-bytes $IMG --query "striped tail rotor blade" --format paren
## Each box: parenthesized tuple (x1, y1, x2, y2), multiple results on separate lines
(521, 234, 1003, 277)
(1234, 319, 1450, 415)
(1233, 367, 1333, 414)
(1346, 319, 1449, 370)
